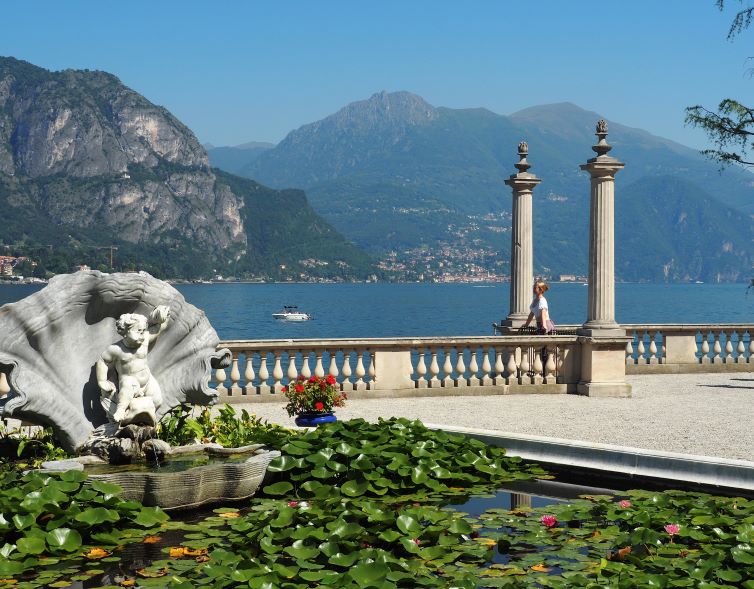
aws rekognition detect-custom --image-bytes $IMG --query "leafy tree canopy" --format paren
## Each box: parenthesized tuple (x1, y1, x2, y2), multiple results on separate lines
(685, 1, 754, 167)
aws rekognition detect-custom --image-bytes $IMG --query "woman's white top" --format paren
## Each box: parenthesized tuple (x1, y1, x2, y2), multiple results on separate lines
(530, 296, 548, 321)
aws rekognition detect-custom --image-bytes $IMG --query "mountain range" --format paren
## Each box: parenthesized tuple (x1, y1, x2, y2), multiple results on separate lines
(0, 57, 374, 280)
(210, 91, 754, 282)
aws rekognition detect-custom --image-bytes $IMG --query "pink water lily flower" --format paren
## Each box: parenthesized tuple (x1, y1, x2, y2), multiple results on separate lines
(540, 515, 558, 528)
(618, 500, 631, 508)
(664, 524, 680, 535)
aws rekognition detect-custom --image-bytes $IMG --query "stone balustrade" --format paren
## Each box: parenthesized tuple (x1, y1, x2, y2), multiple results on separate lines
(622, 324, 754, 373)
(213, 336, 581, 402)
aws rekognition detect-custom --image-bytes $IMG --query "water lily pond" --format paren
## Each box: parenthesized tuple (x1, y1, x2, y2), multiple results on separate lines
(2, 417, 754, 588)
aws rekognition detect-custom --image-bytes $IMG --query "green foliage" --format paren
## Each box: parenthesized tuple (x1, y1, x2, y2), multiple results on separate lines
(0, 423, 69, 468)
(156, 404, 292, 450)
(264, 417, 549, 502)
(214, 170, 380, 281)
(684, 2, 754, 170)
(157, 498, 486, 588)
(4, 418, 754, 587)
(0, 468, 169, 580)
(474, 488, 754, 587)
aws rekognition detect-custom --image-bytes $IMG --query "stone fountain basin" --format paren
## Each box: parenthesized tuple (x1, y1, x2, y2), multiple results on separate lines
(40, 443, 281, 511)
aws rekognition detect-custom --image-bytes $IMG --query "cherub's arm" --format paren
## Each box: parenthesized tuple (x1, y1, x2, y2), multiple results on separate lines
(97, 345, 118, 394)
(148, 305, 170, 342)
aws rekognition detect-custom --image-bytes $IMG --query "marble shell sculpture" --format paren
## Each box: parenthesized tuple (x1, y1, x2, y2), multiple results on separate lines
(0, 271, 230, 453)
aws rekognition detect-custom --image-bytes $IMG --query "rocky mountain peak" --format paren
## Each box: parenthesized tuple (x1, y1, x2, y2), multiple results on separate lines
(0, 56, 208, 178)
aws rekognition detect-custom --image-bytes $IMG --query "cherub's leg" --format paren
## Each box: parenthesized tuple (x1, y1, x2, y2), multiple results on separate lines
(113, 376, 139, 422)
(144, 374, 163, 410)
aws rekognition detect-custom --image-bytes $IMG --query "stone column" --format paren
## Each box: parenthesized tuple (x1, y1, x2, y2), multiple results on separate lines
(578, 120, 624, 337)
(502, 142, 541, 329)
(576, 120, 631, 397)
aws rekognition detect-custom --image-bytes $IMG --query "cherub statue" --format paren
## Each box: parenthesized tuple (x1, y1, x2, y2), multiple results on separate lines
(96, 306, 170, 425)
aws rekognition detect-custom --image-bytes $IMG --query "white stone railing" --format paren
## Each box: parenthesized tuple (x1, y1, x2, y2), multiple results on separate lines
(622, 324, 753, 372)
(213, 336, 581, 402)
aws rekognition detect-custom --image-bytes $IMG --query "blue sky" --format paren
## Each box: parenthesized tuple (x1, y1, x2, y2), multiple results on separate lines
(1, 1, 751, 148)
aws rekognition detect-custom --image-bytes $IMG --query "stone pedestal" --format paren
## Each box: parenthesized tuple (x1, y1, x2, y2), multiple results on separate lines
(578, 120, 624, 338)
(502, 142, 541, 329)
(576, 336, 632, 397)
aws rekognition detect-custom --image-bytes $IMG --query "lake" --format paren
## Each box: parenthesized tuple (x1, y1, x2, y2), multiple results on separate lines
(1, 281, 752, 340)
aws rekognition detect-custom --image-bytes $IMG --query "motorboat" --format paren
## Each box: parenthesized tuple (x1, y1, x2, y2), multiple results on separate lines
(272, 305, 312, 321)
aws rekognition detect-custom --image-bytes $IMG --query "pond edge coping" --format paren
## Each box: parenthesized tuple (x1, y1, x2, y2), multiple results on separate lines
(425, 424, 754, 493)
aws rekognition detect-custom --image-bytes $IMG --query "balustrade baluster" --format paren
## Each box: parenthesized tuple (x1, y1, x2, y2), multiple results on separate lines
(301, 352, 312, 379)
(328, 350, 339, 382)
(544, 347, 556, 384)
(481, 348, 493, 386)
(454, 348, 468, 387)
(557, 346, 568, 384)
(244, 352, 255, 395)
(354, 351, 366, 391)
(493, 348, 505, 386)
(258, 353, 270, 394)
(532, 349, 544, 385)
(214, 365, 227, 396)
(415, 348, 428, 388)
(713, 333, 722, 364)
(648, 334, 658, 365)
(736, 334, 746, 364)
(314, 352, 325, 377)
(748, 332, 754, 363)
(700, 335, 710, 364)
(518, 348, 530, 385)
(272, 352, 284, 393)
(625, 340, 634, 365)
(467, 348, 479, 387)
(367, 351, 375, 389)
(637, 335, 646, 365)
(229, 357, 242, 396)
(505, 347, 517, 385)
(341, 350, 353, 391)
(428, 348, 441, 388)
(442, 348, 454, 387)
(725, 332, 734, 363)
(287, 352, 298, 383)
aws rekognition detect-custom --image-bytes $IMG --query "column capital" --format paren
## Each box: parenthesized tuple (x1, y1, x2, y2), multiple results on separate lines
(504, 140, 541, 190)
(580, 119, 624, 174)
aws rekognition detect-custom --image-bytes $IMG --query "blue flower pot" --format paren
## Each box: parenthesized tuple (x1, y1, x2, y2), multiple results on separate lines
(294, 412, 337, 427)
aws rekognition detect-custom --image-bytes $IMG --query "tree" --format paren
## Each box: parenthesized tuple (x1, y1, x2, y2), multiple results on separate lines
(685, 1, 754, 166)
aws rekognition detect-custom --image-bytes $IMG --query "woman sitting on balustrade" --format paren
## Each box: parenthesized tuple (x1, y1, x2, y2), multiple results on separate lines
(520, 280, 555, 335)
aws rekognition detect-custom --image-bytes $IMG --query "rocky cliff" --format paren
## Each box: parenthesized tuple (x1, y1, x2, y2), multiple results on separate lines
(0, 57, 244, 254)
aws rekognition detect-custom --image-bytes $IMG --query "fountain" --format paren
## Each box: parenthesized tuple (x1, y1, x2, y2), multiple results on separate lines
(0, 270, 279, 509)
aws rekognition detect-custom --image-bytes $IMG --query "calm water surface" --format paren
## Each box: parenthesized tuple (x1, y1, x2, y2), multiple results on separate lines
(0, 282, 751, 340)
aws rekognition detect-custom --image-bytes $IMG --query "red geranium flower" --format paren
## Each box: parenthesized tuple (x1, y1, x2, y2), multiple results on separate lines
(326, 374, 336, 385)
(295, 383, 305, 393)
(314, 401, 324, 411)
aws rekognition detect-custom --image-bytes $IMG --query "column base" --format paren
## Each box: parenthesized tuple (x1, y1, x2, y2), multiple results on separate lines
(576, 381, 632, 397)
(500, 315, 529, 330)
(577, 321, 625, 337)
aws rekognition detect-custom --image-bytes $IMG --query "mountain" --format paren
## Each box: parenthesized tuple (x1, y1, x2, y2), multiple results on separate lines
(231, 91, 753, 282)
(207, 141, 275, 175)
(0, 57, 374, 280)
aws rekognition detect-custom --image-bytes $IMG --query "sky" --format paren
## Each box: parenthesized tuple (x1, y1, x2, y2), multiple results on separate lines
(1, 0, 752, 149)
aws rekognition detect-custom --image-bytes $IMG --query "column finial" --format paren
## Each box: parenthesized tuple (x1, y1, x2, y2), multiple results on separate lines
(514, 141, 531, 173)
(592, 119, 612, 157)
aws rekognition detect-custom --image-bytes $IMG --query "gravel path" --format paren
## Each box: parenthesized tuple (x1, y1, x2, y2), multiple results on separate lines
(228, 373, 754, 462)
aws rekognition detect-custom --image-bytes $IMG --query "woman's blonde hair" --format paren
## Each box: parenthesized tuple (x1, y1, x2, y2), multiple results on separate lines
(534, 280, 549, 293)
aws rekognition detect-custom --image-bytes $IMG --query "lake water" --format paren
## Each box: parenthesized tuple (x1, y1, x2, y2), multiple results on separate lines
(1, 281, 752, 340)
